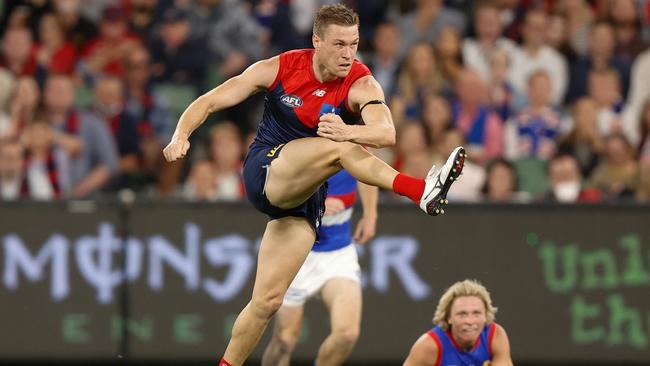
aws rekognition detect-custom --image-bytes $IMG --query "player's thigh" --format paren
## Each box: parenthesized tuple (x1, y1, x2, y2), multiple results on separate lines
(265, 138, 356, 207)
(252, 217, 316, 303)
(320, 278, 362, 332)
(272, 305, 305, 342)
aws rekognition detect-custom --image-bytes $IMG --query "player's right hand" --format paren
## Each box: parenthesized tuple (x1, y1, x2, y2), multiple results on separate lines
(163, 138, 190, 162)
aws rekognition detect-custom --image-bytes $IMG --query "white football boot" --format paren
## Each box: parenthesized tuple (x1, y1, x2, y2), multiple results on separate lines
(419, 146, 466, 216)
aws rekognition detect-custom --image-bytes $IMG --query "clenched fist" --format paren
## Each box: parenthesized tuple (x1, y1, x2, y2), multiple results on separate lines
(317, 113, 350, 142)
(163, 138, 190, 162)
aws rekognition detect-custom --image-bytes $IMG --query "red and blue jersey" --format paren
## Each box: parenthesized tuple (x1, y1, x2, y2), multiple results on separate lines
(313, 170, 357, 252)
(428, 323, 496, 366)
(253, 49, 372, 147)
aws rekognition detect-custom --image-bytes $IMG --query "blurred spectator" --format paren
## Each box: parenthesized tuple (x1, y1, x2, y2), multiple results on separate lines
(499, 0, 532, 42)
(81, 0, 121, 22)
(545, 12, 577, 61)
(0, 0, 52, 37)
(250, 0, 310, 54)
(558, 97, 603, 178)
(44, 74, 118, 197)
(127, 0, 160, 42)
(355, 0, 392, 51)
(589, 133, 639, 200)
(607, 0, 648, 62)
(462, 2, 519, 83)
(481, 158, 519, 202)
(206, 121, 245, 201)
(123, 46, 175, 192)
(636, 98, 650, 162)
(91, 75, 140, 178)
(487, 48, 522, 122)
(182, 159, 217, 201)
(394, 123, 432, 180)
(636, 160, 650, 202)
(588, 68, 625, 137)
(0, 138, 24, 200)
(0, 70, 16, 138)
(421, 94, 453, 156)
(623, 48, 650, 143)
(567, 21, 631, 103)
(150, 6, 208, 92)
(19, 118, 71, 200)
(505, 71, 561, 161)
(442, 128, 485, 202)
(52, 0, 99, 51)
(434, 26, 464, 92)
(452, 68, 503, 165)
(78, 0, 120, 22)
(393, 121, 429, 170)
(554, 0, 595, 57)
(390, 42, 443, 124)
(366, 22, 401, 98)
(542, 152, 599, 203)
(123, 46, 172, 141)
(8, 76, 40, 138)
(79, 5, 141, 80)
(35, 13, 77, 80)
(2, 4, 32, 33)
(205, 0, 263, 78)
(510, 9, 568, 106)
(399, 148, 435, 183)
(0, 26, 37, 77)
(396, 0, 466, 59)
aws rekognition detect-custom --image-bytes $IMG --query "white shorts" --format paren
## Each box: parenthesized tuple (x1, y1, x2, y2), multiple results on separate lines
(283, 244, 360, 307)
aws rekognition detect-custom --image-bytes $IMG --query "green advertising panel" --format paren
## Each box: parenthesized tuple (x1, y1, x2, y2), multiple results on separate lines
(1, 203, 649, 364)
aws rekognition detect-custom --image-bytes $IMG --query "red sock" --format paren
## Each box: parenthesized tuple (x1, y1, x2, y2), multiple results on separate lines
(392, 173, 425, 203)
(219, 358, 232, 366)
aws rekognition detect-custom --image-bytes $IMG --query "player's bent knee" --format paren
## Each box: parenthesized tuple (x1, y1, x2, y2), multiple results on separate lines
(333, 326, 360, 346)
(275, 330, 299, 352)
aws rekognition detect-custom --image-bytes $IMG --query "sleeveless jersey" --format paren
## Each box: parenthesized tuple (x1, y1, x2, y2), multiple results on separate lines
(312, 170, 357, 252)
(428, 323, 496, 366)
(253, 49, 372, 147)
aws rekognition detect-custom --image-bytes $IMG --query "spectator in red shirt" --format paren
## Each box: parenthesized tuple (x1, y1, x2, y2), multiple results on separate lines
(79, 5, 140, 80)
(0, 27, 37, 77)
(36, 13, 77, 77)
(52, 0, 98, 51)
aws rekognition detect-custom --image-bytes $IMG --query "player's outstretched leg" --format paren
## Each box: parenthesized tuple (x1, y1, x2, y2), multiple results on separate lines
(261, 305, 304, 366)
(221, 217, 314, 366)
(265, 137, 465, 216)
(313, 278, 362, 366)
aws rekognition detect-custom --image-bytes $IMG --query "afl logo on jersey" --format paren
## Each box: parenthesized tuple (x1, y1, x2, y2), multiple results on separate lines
(280, 94, 303, 108)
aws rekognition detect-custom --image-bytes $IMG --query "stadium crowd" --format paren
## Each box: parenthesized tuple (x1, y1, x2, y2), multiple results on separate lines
(1, 0, 650, 204)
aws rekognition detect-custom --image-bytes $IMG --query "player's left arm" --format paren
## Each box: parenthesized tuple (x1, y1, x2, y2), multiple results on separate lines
(353, 181, 378, 244)
(491, 324, 514, 366)
(317, 75, 395, 148)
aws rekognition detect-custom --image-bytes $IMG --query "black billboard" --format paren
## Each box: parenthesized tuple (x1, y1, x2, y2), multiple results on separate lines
(1, 202, 649, 363)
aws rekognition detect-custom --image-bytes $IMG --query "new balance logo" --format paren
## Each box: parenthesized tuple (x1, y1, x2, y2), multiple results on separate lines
(312, 89, 326, 97)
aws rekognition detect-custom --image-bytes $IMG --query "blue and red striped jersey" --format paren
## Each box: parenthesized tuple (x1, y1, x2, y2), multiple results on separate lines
(428, 323, 496, 366)
(313, 170, 357, 252)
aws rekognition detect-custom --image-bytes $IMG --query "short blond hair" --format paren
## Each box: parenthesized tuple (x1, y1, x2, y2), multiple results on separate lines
(313, 4, 359, 38)
(433, 279, 498, 331)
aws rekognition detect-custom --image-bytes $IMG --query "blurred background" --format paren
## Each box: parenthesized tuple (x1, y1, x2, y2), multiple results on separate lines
(0, 0, 649, 365)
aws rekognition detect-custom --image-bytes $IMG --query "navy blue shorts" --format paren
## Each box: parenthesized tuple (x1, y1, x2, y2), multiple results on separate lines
(243, 143, 327, 237)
